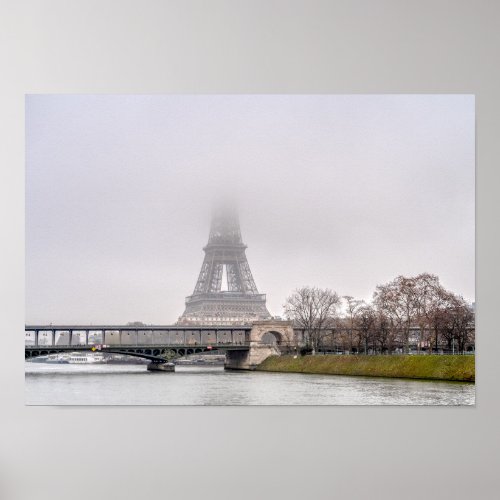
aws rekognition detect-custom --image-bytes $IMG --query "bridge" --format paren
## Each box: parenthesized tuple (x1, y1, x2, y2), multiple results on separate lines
(25, 320, 297, 370)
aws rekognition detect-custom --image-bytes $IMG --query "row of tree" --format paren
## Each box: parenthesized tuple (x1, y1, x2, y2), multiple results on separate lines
(283, 273, 475, 355)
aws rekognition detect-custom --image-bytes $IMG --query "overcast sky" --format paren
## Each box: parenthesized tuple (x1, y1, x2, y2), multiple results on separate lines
(26, 95, 475, 324)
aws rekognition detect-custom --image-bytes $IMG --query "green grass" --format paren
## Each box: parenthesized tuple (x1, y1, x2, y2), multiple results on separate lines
(256, 355, 475, 382)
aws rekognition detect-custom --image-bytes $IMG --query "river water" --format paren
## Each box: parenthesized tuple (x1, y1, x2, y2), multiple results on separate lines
(25, 363, 474, 406)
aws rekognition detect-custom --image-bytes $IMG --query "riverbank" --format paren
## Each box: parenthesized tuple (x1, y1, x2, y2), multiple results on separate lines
(256, 355, 475, 382)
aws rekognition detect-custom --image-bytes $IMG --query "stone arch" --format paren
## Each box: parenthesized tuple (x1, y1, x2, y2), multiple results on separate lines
(225, 321, 296, 370)
(261, 331, 284, 345)
(249, 321, 295, 346)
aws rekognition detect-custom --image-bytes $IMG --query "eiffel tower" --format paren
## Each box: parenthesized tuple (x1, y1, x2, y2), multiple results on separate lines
(177, 203, 271, 325)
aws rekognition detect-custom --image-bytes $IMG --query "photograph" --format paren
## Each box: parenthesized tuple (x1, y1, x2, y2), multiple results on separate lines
(25, 94, 475, 405)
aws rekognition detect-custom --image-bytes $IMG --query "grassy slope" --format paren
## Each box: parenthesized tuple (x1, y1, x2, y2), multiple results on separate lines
(256, 355, 475, 382)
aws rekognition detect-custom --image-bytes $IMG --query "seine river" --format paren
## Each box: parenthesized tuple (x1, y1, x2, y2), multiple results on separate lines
(25, 363, 475, 405)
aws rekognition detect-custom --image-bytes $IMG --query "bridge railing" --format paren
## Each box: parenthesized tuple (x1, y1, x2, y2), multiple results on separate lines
(24, 340, 252, 348)
(24, 327, 253, 348)
(24, 339, 300, 349)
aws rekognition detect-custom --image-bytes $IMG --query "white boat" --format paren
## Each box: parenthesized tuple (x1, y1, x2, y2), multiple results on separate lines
(43, 354, 69, 364)
(68, 352, 107, 364)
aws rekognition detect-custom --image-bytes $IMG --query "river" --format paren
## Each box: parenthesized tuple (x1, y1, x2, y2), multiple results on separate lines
(25, 363, 474, 405)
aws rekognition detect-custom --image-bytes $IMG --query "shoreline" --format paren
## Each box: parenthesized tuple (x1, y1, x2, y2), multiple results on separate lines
(256, 354, 475, 382)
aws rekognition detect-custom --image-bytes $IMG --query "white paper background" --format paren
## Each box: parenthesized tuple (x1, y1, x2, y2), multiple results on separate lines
(1, 1, 499, 499)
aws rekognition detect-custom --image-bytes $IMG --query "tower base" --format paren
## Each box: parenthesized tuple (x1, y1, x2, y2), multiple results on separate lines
(177, 292, 271, 326)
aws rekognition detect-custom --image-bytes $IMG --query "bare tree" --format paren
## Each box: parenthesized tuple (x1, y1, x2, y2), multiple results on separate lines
(442, 293, 475, 353)
(284, 286, 341, 355)
(457, 301, 474, 353)
(373, 276, 419, 354)
(373, 309, 393, 354)
(357, 304, 376, 354)
(374, 273, 475, 354)
(343, 296, 364, 353)
(284, 274, 474, 356)
(413, 273, 442, 353)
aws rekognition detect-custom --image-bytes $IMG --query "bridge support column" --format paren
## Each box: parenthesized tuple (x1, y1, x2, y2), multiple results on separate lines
(225, 320, 296, 370)
(225, 344, 280, 370)
(147, 362, 175, 372)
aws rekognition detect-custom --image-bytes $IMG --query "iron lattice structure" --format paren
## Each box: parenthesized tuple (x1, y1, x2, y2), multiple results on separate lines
(178, 205, 271, 325)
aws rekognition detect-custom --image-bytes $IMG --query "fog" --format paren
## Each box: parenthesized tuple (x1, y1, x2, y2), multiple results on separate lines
(26, 95, 474, 324)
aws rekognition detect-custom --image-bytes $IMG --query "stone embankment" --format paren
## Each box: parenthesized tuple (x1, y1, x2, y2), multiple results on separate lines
(256, 355, 475, 382)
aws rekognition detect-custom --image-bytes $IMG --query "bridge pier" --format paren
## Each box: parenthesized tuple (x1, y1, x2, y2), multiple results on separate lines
(147, 362, 175, 372)
(225, 344, 280, 370)
(225, 320, 295, 370)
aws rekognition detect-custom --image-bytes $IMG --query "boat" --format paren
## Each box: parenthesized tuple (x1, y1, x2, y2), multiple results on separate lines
(68, 352, 107, 364)
(41, 354, 69, 364)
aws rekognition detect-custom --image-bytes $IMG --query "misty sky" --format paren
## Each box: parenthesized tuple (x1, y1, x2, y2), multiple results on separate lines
(26, 95, 475, 324)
